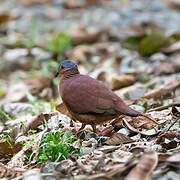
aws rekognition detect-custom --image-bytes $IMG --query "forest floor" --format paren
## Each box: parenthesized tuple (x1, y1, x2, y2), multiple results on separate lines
(0, 0, 180, 179)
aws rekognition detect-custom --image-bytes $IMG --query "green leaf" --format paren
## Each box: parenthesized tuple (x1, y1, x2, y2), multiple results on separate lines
(139, 30, 170, 56)
(48, 32, 71, 53)
(26, 92, 37, 103)
(50, 99, 56, 111)
(0, 89, 6, 98)
(123, 35, 144, 50)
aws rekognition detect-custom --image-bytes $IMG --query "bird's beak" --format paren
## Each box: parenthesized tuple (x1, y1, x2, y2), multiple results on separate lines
(55, 71, 59, 77)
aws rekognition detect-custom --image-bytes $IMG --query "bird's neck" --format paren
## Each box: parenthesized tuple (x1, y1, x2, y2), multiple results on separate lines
(62, 68, 80, 80)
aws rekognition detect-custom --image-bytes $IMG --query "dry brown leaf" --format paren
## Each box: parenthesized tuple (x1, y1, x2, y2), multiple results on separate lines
(7, 129, 47, 168)
(143, 80, 180, 100)
(163, 41, 180, 53)
(154, 63, 174, 75)
(24, 76, 52, 94)
(171, 106, 180, 118)
(65, 0, 98, 9)
(99, 125, 115, 137)
(97, 71, 107, 83)
(0, 13, 11, 25)
(154, 59, 180, 75)
(125, 21, 162, 36)
(56, 103, 72, 118)
(125, 151, 158, 180)
(0, 140, 22, 157)
(0, 164, 24, 179)
(70, 45, 93, 62)
(156, 130, 180, 144)
(70, 26, 107, 44)
(130, 115, 158, 129)
(6, 113, 56, 137)
(25, 113, 55, 133)
(109, 74, 136, 90)
(105, 133, 134, 145)
(165, 0, 180, 10)
(123, 118, 158, 136)
(65, 0, 87, 8)
(111, 116, 124, 130)
(19, 0, 52, 6)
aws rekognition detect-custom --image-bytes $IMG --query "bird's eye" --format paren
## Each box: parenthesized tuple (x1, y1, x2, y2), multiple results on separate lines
(61, 65, 64, 69)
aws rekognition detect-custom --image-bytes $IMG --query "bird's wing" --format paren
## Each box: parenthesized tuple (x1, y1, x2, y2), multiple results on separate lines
(62, 75, 117, 114)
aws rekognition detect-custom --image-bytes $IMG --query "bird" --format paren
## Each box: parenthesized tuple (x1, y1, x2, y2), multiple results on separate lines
(55, 60, 158, 132)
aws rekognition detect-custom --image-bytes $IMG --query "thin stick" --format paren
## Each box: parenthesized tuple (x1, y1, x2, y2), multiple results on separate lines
(141, 114, 159, 125)
(147, 102, 180, 112)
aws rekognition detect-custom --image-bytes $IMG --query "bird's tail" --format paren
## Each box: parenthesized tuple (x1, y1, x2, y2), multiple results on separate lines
(115, 101, 142, 117)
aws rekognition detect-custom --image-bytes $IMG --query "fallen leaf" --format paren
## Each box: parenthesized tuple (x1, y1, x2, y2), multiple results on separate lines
(98, 146, 120, 153)
(0, 140, 20, 157)
(99, 125, 115, 137)
(56, 103, 72, 118)
(24, 76, 52, 94)
(154, 59, 180, 75)
(108, 74, 136, 90)
(163, 41, 180, 53)
(0, 13, 11, 25)
(65, 0, 87, 8)
(165, 0, 180, 10)
(171, 106, 180, 118)
(7, 129, 47, 168)
(143, 80, 180, 100)
(70, 45, 93, 62)
(105, 133, 134, 145)
(130, 115, 158, 129)
(25, 113, 56, 134)
(6, 113, 56, 137)
(19, 0, 52, 6)
(0, 164, 24, 179)
(125, 151, 158, 180)
(123, 118, 158, 136)
(156, 130, 180, 144)
(69, 26, 107, 44)
(126, 21, 163, 37)
(65, 0, 98, 8)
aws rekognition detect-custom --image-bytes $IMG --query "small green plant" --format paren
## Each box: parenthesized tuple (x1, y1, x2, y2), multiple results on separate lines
(48, 32, 71, 54)
(50, 99, 56, 111)
(26, 92, 46, 114)
(15, 18, 40, 48)
(0, 133, 14, 149)
(139, 74, 149, 84)
(38, 129, 79, 163)
(0, 109, 13, 122)
(139, 98, 148, 106)
(0, 89, 6, 98)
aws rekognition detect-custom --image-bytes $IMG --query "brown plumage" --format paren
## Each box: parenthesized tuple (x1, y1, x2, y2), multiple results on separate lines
(56, 60, 156, 132)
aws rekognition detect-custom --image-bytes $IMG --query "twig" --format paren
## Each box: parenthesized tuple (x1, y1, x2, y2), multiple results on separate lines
(166, 117, 179, 132)
(147, 102, 180, 112)
(158, 117, 179, 136)
(141, 114, 159, 125)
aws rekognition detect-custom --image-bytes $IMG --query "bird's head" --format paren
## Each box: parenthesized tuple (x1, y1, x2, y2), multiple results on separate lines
(55, 60, 78, 77)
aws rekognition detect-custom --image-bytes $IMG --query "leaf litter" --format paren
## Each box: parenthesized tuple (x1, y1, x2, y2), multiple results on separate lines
(0, 0, 180, 179)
